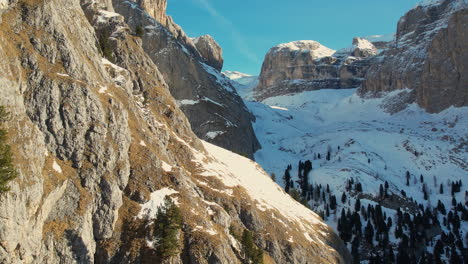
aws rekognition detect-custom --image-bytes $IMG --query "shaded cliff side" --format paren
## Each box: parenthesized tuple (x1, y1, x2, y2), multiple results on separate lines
(113, 0, 260, 159)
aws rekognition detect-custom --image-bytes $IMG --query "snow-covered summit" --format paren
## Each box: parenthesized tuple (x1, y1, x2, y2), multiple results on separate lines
(271, 40, 336, 59)
(335, 37, 378, 57)
(223, 71, 259, 101)
(223, 71, 253, 80)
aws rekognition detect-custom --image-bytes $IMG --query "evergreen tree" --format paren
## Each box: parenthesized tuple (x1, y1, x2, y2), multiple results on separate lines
(300, 160, 312, 198)
(241, 230, 263, 264)
(330, 195, 337, 210)
(154, 197, 183, 258)
(354, 198, 361, 212)
(440, 183, 444, 194)
(283, 165, 292, 193)
(423, 184, 428, 200)
(351, 236, 360, 264)
(0, 106, 17, 193)
(341, 192, 347, 204)
(365, 222, 374, 244)
(356, 182, 363, 193)
(135, 25, 144, 37)
(99, 32, 113, 62)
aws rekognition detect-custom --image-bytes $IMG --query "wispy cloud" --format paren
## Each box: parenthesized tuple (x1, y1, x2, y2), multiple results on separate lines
(192, 0, 260, 64)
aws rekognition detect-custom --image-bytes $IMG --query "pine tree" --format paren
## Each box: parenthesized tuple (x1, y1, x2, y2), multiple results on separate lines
(154, 197, 183, 258)
(135, 25, 144, 37)
(99, 32, 113, 62)
(440, 184, 444, 194)
(283, 165, 292, 193)
(341, 192, 347, 204)
(300, 160, 312, 198)
(351, 236, 360, 264)
(0, 106, 17, 193)
(241, 230, 263, 264)
(354, 198, 361, 212)
(356, 182, 363, 193)
(365, 222, 374, 244)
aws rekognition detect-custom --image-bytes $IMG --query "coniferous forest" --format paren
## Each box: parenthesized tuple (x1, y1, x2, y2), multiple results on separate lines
(278, 149, 467, 264)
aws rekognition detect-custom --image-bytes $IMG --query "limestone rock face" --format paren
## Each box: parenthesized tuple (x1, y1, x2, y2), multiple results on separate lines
(359, 0, 468, 113)
(0, 1, 350, 263)
(192, 35, 224, 71)
(255, 40, 376, 100)
(113, 0, 260, 159)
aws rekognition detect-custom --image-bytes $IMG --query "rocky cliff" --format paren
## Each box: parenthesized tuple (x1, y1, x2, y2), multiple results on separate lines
(192, 35, 224, 71)
(0, 0, 349, 263)
(113, 0, 260, 159)
(359, 0, 468, 113)
(255, 38, 377, 101)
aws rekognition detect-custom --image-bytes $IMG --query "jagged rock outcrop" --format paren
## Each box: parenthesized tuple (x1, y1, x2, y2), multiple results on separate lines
(192, 35, 224, 71)
(255, 39, 377, 100)
(113, 0, 260, 159)
(0, 0, 349, 263)
(359, 0, 468, 113)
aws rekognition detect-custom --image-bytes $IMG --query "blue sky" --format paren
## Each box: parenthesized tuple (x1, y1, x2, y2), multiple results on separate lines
(167, 0, 421, 75)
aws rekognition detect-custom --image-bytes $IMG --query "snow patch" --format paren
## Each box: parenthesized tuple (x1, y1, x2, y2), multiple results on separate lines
(177, 99, 199, 106)
(98, 86, 108, 94)
(139, 140, 147, 147)
(161, 161, 172, 172)
(270, 105, 289, 111)
(137, 188, 179, 219)
(206, 131, 225, 140)
(52, 160, 62, 173)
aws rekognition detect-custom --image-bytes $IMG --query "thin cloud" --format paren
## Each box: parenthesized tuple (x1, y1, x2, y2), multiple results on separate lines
(193, 0, 260, 64)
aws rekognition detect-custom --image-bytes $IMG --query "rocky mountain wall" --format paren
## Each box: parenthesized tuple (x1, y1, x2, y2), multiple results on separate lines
(0, 0, 349, 263)
(359, 0, 468, 113)
(255, 38, 377, 101)
(112, 0, 260, 158)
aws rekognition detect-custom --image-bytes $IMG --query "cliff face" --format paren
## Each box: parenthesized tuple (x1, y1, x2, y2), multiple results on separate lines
(192, 35, 224, 71)
(255, 39, 377, 101)
(0, 0, 349, 263)
(359, 0, 468, 113)
(113, 0, 260, 159)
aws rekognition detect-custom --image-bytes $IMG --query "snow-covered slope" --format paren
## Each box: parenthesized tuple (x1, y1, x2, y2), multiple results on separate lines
(250, 89, 467, 194)
(223, 71, 258, 101)
(246, 88, 467, 261)
(189, 140, 350, 263)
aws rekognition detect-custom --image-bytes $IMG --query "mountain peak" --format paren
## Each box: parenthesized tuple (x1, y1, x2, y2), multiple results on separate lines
(271, 40, 336, 59)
